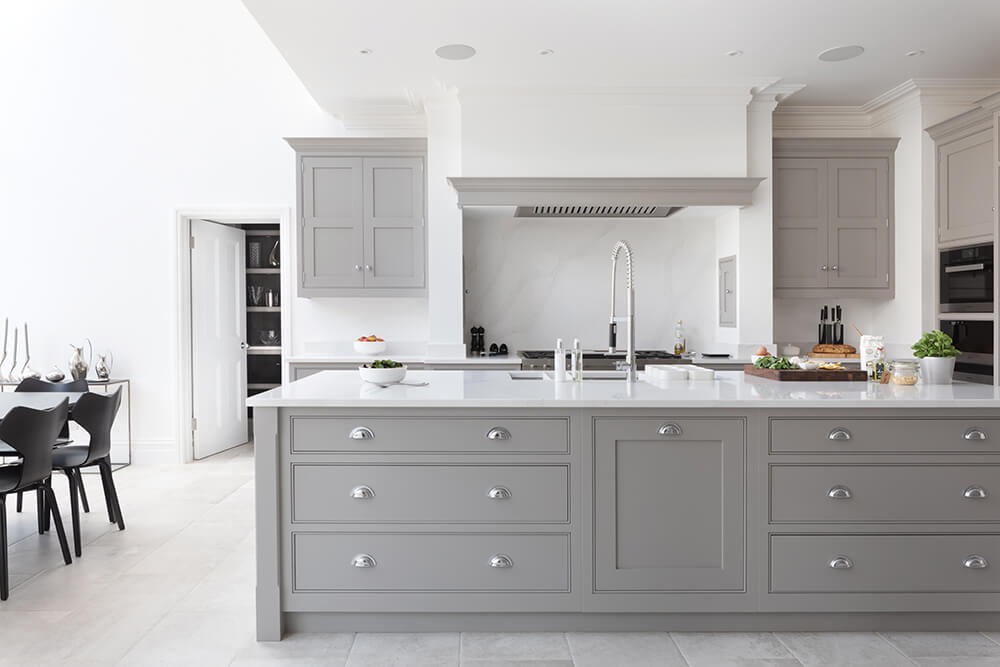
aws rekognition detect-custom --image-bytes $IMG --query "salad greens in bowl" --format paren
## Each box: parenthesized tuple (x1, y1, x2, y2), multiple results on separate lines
(359, 359, 407, 384)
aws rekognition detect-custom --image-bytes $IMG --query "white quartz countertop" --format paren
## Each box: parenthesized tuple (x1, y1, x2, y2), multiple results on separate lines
(286, 354, 519, 365)
(246, 370, 1000, 409)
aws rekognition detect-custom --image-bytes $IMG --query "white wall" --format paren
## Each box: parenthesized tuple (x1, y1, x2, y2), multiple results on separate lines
(0, 0, 422, 459)
(463, 210, 717, 352)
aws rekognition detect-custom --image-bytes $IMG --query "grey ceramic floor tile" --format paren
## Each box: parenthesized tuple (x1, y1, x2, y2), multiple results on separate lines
(461, 633, 571, 662)
(881, 632, 1000, 659)
(460, 661, 575, 667)
(775, 632, 914, 667)
(914, 659, 1000, 667)
(568, 632, 687, 667)
(672, 632, 796, 666)
(231, 631, 355, 666)
(117, 608, 254, 666)
(347, 632, 459, 667)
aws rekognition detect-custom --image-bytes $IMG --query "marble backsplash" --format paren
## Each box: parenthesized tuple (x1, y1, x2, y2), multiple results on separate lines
(462, 209, 719, 354)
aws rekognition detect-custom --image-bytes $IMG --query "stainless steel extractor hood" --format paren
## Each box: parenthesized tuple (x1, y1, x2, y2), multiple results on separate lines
(447, 177, 763, 218)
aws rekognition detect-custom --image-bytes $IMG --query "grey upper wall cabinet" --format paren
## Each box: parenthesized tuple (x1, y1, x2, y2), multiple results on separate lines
(772, 138, 899, 298)
(288, 138, 427, 297)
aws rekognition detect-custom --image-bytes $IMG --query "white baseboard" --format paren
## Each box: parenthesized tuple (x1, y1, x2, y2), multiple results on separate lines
(131, 439, 181, 464)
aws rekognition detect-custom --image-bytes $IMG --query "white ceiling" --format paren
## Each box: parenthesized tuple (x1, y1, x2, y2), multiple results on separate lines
(243, 0, 1000, 112)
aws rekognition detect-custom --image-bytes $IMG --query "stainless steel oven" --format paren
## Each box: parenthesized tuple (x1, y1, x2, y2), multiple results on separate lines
(940, 243, 993, 313)
(939, 319, 994, 384)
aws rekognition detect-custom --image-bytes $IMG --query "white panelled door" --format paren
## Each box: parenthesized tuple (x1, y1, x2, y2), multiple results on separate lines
(190, 219, 248, 459)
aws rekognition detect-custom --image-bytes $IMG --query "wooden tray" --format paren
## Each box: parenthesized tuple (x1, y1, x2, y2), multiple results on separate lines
(809, 352, 860, 358)
(744, 365, 868, 381)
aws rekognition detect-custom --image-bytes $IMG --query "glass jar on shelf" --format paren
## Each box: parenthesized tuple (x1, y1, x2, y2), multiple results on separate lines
(888, 359, 920, 386)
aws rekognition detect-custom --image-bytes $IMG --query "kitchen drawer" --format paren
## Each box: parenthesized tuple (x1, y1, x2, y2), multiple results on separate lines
(289, 415, 570, 454)
(770, 534, 1000, 593)
(769, 418, 1000, 454)
(770, 465, 1000, 523)
(292, 532, 570, 592)
(292, 464, 569, 523)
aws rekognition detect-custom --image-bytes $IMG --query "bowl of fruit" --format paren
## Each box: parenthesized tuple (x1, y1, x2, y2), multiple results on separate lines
(354, 335, 387, 355)
(359, 359, 406, 385)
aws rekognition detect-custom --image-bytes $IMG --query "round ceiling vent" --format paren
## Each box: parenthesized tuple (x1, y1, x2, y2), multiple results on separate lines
(435, 44, 476, 60)
(818, 45, 865, 62)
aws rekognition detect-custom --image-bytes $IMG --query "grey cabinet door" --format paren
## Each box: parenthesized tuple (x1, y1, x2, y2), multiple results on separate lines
(719, 255, 736, 327)
(301, 157, 364, 290)
(939, 129, 995, 244)
(773, 159, 829, 288)
(594, 418, 745, 592)
(827, 158, 890, 289)
(363, 157, 425, 288)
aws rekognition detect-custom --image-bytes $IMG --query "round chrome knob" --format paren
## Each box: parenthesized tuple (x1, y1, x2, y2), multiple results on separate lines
(831, 265, 839, 271)
(487, 486, 511, 500)
(827, 485, 852, 500)
(963, 485, 988, 499)
(354, 264, 362, 271)
(964, 555, 989, 569)
(828, 428, 852, 441)
(489, 554, 513, 569)
(724, 288, 732, 294)
(658, 423, 683, 437)
(349, 426, 374, 440)
(829, 556, 853, 570)
(365, 264, 373, 271)
(352, 554, 376, 568)
(964, 428, 988, 441)
(486, 427, 511, 441)
(350, 485, 375, 500)
(821, 265, 828, 271)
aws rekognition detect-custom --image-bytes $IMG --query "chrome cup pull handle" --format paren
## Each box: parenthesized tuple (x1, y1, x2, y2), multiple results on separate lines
(658, 423, 683, 437)
(487, 486, 512, 500)
(487, 427, 511, 441)
(829, 556, 854, 570)
(964, 555, 989, 569)
(964, 428, 988, 441)
(352, 554, 376, 568)
(828, 428, 852, 441)
(489, 554, 513, 569)
(963, 485, 988, 499)
(827, 485, 852, 500)
(350, 485, 375, 500)
(349, 426, 374, 441)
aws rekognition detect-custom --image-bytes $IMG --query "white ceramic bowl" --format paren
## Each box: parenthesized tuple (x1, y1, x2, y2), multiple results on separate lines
(358, 364, 406, 385)
(353, 339, 387, 355)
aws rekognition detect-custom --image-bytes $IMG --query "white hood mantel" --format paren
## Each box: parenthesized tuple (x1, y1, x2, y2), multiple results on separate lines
(447, 176, 764, 215)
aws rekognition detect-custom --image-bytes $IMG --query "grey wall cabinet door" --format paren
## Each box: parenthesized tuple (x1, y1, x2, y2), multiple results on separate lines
(363, 157, 425, 288)
(773, 159, 829, 289)
(593, 418, 745, 593)
(719, 256, 736, 327)
(939, 129, 995, 244)
(827, 158, 890, 289)
(301, 157, 364, 290)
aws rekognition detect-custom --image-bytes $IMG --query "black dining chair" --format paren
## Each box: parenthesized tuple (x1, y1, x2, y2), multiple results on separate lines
(0, 399, 73, 599)
(52, 388, 124, 556)
(13, 378, 90, 518)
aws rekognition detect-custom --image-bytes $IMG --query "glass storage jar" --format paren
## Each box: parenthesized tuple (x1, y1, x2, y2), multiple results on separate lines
(888, 359, 920, 385)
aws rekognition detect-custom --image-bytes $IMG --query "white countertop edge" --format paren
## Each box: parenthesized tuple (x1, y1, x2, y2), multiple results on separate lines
(287, 355, 519, 365)
(247, 398, 1000, 409)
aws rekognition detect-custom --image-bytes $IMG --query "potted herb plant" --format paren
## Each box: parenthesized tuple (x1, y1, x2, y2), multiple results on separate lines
(911, 329, 961, 384)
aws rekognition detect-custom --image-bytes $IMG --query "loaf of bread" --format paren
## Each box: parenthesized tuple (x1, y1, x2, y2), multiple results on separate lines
(812, 343, 857, 354)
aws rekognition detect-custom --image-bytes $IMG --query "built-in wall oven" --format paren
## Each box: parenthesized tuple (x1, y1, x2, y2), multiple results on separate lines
(939, 319, 994, 384)
(940, 243, 993, 313)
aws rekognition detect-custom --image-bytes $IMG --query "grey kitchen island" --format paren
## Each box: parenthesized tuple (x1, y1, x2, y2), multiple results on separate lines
(247, 370, 1000, 640)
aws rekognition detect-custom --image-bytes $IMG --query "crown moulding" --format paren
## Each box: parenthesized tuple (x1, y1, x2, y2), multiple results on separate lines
(447, 177, 765, 208)
(773, 137, 900, 159)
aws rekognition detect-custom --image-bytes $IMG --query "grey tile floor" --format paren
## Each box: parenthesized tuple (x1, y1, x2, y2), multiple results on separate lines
(4, 443, 1000, 666)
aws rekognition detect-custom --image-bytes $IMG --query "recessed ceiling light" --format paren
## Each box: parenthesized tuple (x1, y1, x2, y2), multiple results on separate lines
(539, 49, 554, 56)
(359, 48, 372, 55)
(435, 44, 476, 60)
(727, 50, 743, 57)
(906, 49, 925, 57)
(818, 45, 865, 62)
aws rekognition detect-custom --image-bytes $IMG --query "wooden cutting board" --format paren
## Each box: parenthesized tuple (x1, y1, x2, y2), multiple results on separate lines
(744, 365, 868, 381)
(809, 352, 860, 359)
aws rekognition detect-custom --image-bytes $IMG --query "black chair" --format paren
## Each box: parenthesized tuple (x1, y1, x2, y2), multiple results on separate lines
(0, 399, 73, 600)
(13, 378, 90, 517)
(53, 389, 124, 557)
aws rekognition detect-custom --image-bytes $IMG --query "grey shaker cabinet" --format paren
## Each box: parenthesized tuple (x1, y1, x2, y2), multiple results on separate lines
(718, 255, 736, 327)
(289, 138, 427, 297)
(937, 128, 995, 245)
(593, 417, 745, 593)
(773, 139, 898, 298)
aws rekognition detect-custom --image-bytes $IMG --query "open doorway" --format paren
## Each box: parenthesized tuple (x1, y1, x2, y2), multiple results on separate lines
(175, 209, 291, 463)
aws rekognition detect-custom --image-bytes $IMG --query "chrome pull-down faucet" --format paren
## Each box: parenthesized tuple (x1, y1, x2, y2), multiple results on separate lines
(608, 240, 636, 383)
